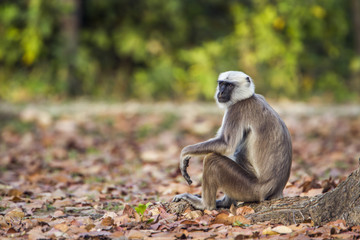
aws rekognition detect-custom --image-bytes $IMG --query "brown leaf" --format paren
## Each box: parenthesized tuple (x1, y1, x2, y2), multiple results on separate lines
(5, 208, 25, 223)
(51, 189, 67, 199)
(7, 227, 17, 234)
(52, 199, 74, 208)
(213, 212, 251, 225)
(28, 226, 46, 240)
(24, 201, 44, 214)
(10, 196, 23, 203)
(122, 204, 135, 217)
(53, 210, 65, 218)
(184, 210, 203, 219)
(54, 223, 69, 232)
(236, 206, 255, 216)
(180, 219, 199, 225)
(300, 188, 323, 197)
(114, 214, 130, 226)
(232, 227, 254, 238)
(229, 204, 237, 215)
(85, 223, 95, 232)
(101, 216, 114, 226)
(126, 230, 148, 239)
(7, 189, 22, 197)
(351, 226, 360, 233)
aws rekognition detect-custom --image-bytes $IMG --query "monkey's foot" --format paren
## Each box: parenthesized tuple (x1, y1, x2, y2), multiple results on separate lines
(172, 193, 206, 210)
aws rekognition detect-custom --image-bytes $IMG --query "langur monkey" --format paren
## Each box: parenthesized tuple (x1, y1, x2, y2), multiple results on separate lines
(173, 71, 292, 210)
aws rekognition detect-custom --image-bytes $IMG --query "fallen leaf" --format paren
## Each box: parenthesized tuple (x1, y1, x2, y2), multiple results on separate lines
(53, 210, 65, 218)
(10, 196, 23, 202)
(180, 220, 199, 225)
(184, 210, 203, 219)
(28, 226, 46, 240)
(300, 188, 323, 197)
(52, 189, 67, 199)
(101, 216, 114, 226)
(126, 230, 147, 239)
(262, 227, 279, 235)
(5, 208, 25, 223)
(272, 225, 293, 234)
(114, 214, 130, 226)
(54, 223, 69, 232)
(213, 212, 251, 225)
(53, 199, 74, 208)
(236, 206, 255, 216)
(7, 189, 22, 197)
(232, 227, 254, 238)
(230, 204, 237, 215)
(85, 223, 95, 231)
(7, 227, 17, 234)
(123, 204, 135, 217)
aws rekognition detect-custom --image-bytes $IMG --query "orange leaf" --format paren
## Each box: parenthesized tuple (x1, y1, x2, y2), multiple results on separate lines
(236, 206, 255, 216)
(213, 212, 251, 225)
(101, 216, 114, 226)
(54, 223, 69, 232)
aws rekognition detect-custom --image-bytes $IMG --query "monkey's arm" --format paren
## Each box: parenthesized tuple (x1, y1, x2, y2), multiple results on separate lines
(180, 136, 236, 185)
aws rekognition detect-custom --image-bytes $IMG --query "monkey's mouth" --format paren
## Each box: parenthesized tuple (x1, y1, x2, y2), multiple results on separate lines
(218, 96, 230, 103)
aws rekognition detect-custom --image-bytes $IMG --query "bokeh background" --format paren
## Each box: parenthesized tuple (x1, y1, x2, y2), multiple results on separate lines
(0, 0, 359, 103)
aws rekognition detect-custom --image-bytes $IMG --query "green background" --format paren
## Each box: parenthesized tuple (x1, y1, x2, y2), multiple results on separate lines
(0, 0, 359, 102)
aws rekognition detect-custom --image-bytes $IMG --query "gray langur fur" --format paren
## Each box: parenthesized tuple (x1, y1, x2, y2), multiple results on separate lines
(173, 71, 292, 210)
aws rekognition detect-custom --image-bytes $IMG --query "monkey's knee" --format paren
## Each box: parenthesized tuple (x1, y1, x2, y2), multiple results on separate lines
(203, 153, 221, 168)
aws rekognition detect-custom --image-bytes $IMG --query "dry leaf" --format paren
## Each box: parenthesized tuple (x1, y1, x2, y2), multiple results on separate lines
(272, 225, 293, 234)
(85, 223, 95, 231)
(114, 215, 130, 226)
(213, 212, 251, 225)
(53, 210, 65, 218)
(52, 189, 67, 199)
(236, 206, 255, 216)
(230, 204, 237, 215)
(7, 189, 22, 197)
(101, 216, 114, 226)
(53, 199, 74, 208)
(262, 227, 279, 235)
(54, 223, 69, 232)
(184, 210, 203, 219)
(126, 230, 147, 239)
(28, 226, 46, 240)
(5, 208, 25, 223)
(300, 188, 323, 197)
(180, 220, 199, 225)
(122, 204, 135, 217)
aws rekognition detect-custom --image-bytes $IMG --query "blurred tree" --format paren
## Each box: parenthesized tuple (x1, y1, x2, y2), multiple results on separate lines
(351, 0, 360, 92)
(0, 0, 358, 102)
(61, 0, 81, 96)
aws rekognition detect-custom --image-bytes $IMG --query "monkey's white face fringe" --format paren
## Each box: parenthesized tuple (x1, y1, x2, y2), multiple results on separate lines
(215, 71, 255, 108)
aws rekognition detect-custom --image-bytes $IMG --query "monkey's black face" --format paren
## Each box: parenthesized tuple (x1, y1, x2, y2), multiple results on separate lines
(217, 81, 235, 103)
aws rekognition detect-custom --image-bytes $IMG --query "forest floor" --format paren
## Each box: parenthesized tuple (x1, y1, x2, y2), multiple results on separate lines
(1, 101, 360, 239)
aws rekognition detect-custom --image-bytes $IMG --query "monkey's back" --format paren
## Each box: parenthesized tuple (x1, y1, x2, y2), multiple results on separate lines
(229, 94, 292, 197)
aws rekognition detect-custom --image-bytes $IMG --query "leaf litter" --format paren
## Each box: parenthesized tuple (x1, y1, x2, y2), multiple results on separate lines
(0, 102, 360, 239)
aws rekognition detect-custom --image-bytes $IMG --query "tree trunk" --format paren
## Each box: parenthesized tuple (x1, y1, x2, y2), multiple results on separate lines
(61, 0, 82, 96)
(168, 164, 360, 226)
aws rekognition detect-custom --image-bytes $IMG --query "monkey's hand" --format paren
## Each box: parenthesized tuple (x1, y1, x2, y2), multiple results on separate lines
(180, 155, 192, 185)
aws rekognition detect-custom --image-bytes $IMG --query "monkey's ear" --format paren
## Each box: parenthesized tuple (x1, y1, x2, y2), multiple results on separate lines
(246, 77, 251, 83)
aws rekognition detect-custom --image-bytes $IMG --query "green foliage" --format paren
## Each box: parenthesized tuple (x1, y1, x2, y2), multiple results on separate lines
(134, 202, 151, 216)
(233, 220, 250, 227)
(135, 202, 153, 223)
(0, 0, 358, 102)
